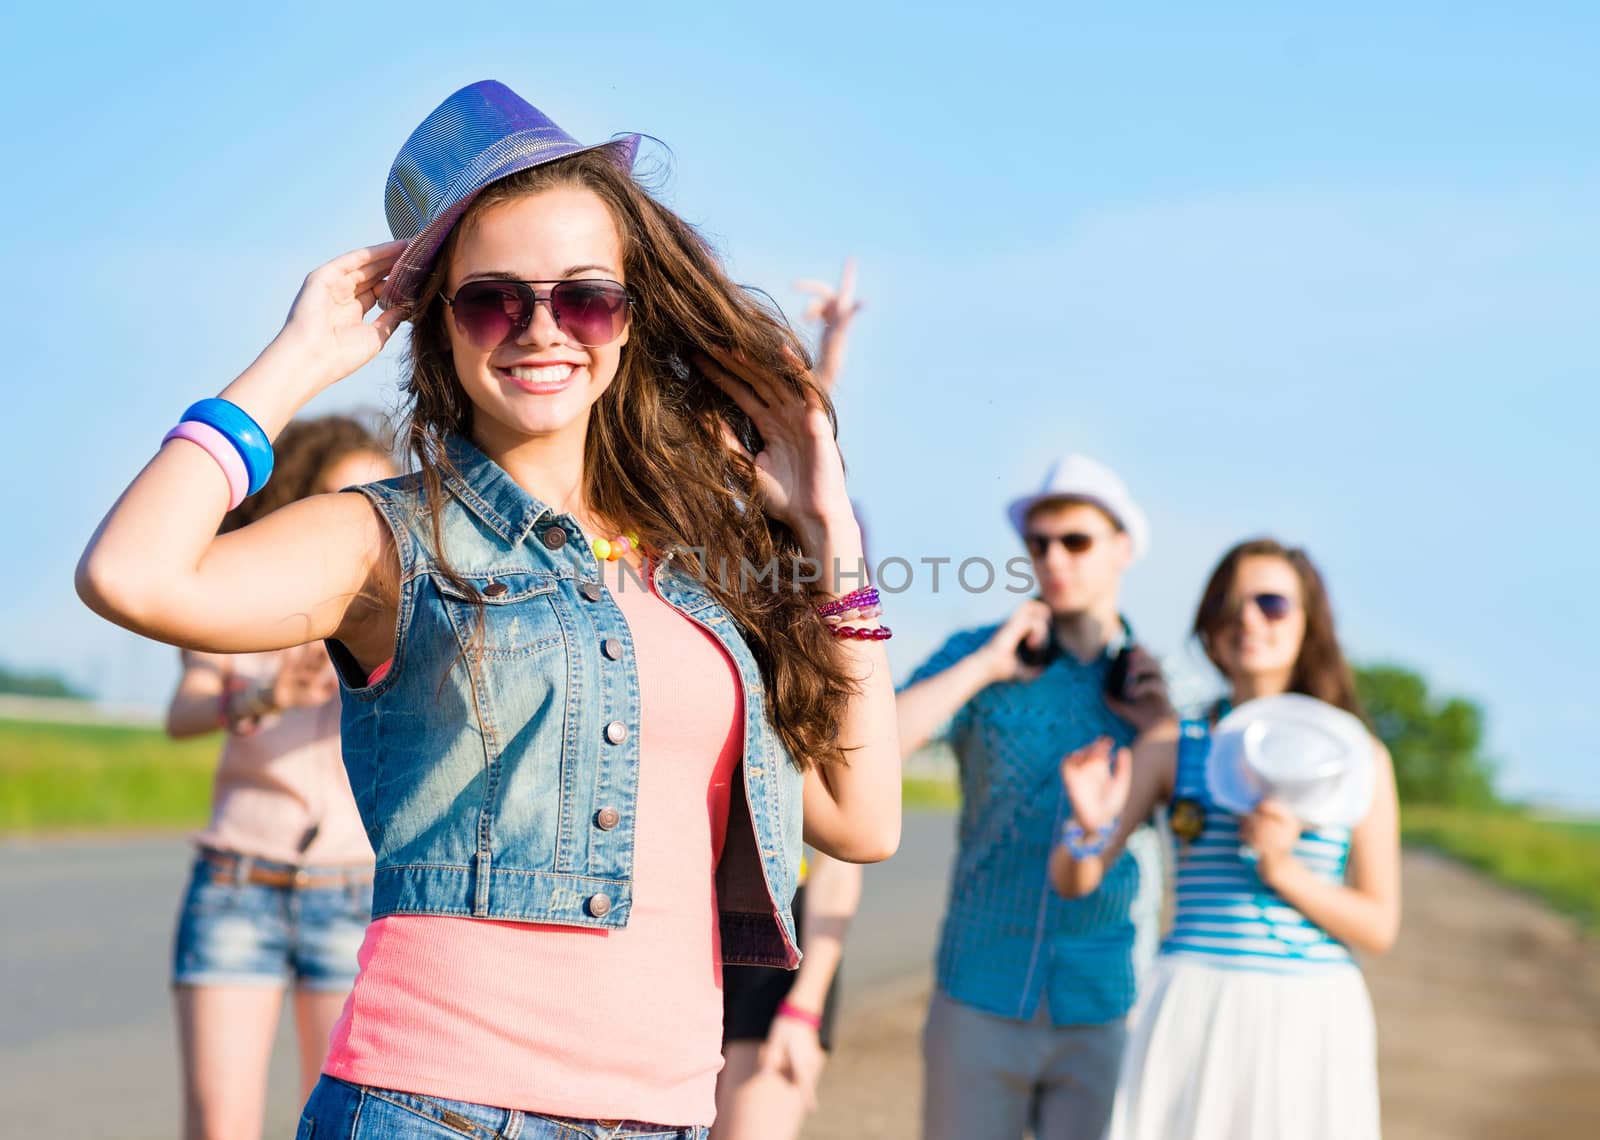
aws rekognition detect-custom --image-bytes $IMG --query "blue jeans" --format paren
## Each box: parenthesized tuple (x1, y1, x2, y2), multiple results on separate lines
(298, 1077, 709, 1139)
(171, 849, 372, 990)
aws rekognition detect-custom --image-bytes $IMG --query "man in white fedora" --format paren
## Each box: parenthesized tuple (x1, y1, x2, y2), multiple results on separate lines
(897, 454, 1167, 1140)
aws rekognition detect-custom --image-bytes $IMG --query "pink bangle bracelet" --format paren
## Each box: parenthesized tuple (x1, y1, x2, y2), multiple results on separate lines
(164, 421, 250, 510)
(776, 1000, 823, 1029)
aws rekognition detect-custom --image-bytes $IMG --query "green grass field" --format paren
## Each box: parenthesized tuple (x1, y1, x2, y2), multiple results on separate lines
(1400, 805, 1600, 931)
(5, 720, 1598, 932)
(903, 776, 961, 812)
(0, 719, 218, 831)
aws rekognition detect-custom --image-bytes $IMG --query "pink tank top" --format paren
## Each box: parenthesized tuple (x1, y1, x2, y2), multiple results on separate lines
(191, 650, 373, 867)
(323, 560, 743, 1126)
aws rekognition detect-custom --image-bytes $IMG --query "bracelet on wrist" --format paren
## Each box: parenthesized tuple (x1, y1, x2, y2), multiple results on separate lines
(172, 398, 275, 497)
(776, 999, 823, 1030)
(830, 624, 892, 641)
(815, 586, 879, 619)
(821, 603, 883, 625)
(1059, 816, 1118, 859)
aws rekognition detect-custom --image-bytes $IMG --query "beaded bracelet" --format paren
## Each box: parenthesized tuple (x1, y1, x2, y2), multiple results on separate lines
(823, 603, 883, 623)
(830, 625, 892, 641)
(815, 586, 879, 619)
(1058, 817, 1119, 859)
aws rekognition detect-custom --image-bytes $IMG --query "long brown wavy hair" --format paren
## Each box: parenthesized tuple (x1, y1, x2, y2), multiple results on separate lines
(220, 413, 393, 533)
(1193, 538, 1364, 718)
(397, 148, 856, 771)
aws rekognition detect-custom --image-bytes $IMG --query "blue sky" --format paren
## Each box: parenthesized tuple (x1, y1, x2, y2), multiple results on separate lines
(3, 2, 1595, 803)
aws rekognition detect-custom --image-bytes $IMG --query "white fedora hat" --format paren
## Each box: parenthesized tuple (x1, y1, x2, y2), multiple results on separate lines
(1005, 454, 1150, 562)
(1205, 693, 1376, 829)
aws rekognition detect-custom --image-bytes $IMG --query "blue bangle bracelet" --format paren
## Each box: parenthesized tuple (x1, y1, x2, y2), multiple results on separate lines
(180, 399, 274, 495)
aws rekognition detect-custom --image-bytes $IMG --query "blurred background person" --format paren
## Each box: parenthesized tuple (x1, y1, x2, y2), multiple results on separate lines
(163, 414, 394, 1140)
(896, 455, 1164, 1140)
(714, 261, 865, 1140)
(1052, 538, 1400, 1140)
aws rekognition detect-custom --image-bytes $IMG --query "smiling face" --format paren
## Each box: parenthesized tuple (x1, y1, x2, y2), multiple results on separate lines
(443, 185, 629, 455)
(1209, 554, 1307, 685)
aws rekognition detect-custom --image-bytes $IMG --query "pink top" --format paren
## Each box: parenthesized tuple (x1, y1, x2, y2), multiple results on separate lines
(323, 561, 743, 1126)
(191, 650, 373, 867)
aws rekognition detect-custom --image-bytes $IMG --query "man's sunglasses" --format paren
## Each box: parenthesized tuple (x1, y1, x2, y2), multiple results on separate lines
(442, 278, 632, 349)
(1023, 531, 1105, 558)
(1223, 592, 1296, 622)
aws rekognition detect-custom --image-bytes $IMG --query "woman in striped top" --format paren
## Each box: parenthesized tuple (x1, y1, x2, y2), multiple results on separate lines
(1049, 538, 1400, 1140)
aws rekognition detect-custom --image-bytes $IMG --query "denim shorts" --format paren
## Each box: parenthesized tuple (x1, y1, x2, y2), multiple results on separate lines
(171, 849, 373, 991)
(297, 1076, 709, 1139)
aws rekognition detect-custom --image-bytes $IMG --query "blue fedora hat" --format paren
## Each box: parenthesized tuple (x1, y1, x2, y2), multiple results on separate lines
(380, 80, 640, 311)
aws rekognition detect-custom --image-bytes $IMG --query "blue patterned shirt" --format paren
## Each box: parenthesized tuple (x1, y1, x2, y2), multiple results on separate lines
(906, 625, 1145, 1026)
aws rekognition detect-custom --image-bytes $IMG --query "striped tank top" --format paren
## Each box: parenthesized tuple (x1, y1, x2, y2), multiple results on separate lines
(1163, 719, 1354, 971)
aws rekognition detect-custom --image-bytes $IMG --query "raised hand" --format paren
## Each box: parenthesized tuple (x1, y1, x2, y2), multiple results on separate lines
(794, 258, 864, 395)
(1060, 736, 1132, 833)
(697, 346, 853, 543)
(277, 239, 410, 386)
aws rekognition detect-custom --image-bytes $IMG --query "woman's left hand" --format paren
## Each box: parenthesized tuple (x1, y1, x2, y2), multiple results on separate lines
(698, 346, 853, 544)
(759, 1014, 827, 1110)
(1239, 797, 1303, 879)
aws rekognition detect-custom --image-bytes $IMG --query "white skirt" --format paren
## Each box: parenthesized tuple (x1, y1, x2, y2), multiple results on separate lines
(1108, 954, 1380, 1140)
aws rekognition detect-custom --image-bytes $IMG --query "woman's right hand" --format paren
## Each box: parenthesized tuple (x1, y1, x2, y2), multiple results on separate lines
(275, 240, 411, 388)
(1060, 736, 1132, 833)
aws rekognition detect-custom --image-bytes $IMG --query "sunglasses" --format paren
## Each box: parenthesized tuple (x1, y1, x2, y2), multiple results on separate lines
(443, 278, 632, 349)
(1024, 531, 1104, 558)
(1222, 592, 1296, 622)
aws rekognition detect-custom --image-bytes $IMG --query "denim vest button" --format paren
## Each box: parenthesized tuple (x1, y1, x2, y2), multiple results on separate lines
(587, 893, 613, 917)
(483, 582, 508, 598)
(604, 721, 628, 744)
(602, 638, 624, 661)
(541, 526, 568, 550)
(580, 581, 603, 602)
(595, 806, 620, 830)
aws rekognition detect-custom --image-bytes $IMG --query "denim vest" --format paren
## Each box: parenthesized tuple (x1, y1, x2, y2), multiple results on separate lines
(330, 434, 802, 967)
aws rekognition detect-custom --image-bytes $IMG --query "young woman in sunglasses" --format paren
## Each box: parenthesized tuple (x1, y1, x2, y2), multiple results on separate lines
(163, 415, 392, 1140)
(1049, 538, 1400, 1140)
(77, 81, 900, 1140)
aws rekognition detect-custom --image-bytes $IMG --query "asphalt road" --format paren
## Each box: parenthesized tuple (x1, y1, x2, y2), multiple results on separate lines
(0, 812, 958, 1139)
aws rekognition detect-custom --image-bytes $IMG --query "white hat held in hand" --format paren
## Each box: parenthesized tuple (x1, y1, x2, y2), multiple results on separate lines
(1206, 693, 1377, 829)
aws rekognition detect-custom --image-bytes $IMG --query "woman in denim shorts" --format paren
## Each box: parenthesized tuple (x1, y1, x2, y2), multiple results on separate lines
(165, 415, 393, 1140)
